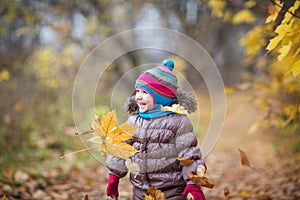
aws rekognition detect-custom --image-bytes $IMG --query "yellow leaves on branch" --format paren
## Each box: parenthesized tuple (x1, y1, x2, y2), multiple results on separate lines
(265, 0, 283, 23)
(0, 69, 10, 82)
(207, 0, 226, 18)
(286, 60, 300, 77)
(266, 21, 294, 53)
(240, 26, 268, 56)
(277, 41, 292, 61)
(232, 9, 256, 24)
(87, 110, 138, 160)
(265, 0, 300, 77)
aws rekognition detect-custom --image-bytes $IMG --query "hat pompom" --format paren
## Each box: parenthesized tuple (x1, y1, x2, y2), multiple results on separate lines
(162, 59, 174, 71)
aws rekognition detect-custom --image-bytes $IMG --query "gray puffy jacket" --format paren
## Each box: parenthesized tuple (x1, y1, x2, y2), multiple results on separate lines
(106, 90, 206, 199)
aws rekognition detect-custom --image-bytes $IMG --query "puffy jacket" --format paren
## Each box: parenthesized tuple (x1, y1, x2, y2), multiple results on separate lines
(106, 89, 206, 199)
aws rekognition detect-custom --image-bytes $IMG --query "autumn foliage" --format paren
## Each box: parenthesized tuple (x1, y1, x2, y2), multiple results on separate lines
(87, 111, 138, 160)
(208, 0, 300, 150)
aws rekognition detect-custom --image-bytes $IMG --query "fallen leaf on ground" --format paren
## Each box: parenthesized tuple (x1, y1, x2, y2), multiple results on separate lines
(224, 186, 230, 197)
(237, 191, 251, 198)
(238, 148, 251, 167)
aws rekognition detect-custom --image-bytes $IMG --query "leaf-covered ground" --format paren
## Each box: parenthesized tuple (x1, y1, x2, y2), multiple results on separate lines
(1, 93, 300, 199)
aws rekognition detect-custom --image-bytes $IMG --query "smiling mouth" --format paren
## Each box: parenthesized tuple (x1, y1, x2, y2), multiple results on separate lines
(138, 102, 146, 110)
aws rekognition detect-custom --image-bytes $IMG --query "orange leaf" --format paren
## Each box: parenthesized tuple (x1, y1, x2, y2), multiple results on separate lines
(100, 110, 117, 136)
(144, 186, 166, 200)
(238, 148, 251, 167)
(187, 174, 214, 189)
(177, 156, 193, 166)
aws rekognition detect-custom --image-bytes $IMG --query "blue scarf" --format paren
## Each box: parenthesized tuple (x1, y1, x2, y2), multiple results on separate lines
(138, 105, 173, 119)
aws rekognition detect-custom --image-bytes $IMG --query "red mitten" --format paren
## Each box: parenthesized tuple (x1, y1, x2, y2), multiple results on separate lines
(106, 174, 120, 198)
(183, 184, 206, 200)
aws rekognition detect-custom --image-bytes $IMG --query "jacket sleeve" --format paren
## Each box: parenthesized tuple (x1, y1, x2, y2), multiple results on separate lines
(174, 115, 207, 182)
(106, 155, 128, 178)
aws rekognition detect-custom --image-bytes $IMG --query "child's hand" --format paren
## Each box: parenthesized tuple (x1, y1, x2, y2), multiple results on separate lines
(106, 174, 119, 199)
(183, 184, 206, 200)
(196, 165, 206, 178)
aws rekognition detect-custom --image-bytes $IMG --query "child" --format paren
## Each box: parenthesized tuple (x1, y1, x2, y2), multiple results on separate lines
(106, 60, 207, 200)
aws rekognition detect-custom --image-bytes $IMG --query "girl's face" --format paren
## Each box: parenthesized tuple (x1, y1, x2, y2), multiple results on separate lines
(135, 87, 155, 113)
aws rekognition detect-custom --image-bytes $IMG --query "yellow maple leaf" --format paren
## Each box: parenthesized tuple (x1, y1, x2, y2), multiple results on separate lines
(87, 110, 138, 160)
(293, 47, 300, 58)
(277, 41, 292, 61)
(100, 111, 117, 135)
(286, 60, 300, 77)
(290, 60, 300, 77)
(266, 20, 294, 52)
(207, 0, 226, 18)
(160, 104, 188, 115)
(232, 9, 256, 24)
(266, 34, 283, 52)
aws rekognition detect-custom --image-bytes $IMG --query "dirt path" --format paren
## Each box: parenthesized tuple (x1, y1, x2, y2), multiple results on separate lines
(1, 92, 299, 200)
(203, 92, 299, 199)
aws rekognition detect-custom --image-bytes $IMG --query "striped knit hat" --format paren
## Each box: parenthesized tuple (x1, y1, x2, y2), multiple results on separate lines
(135, 60, 178, 106)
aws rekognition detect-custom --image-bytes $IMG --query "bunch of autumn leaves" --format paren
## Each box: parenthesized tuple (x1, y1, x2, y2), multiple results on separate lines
(83, 110, 214, 199)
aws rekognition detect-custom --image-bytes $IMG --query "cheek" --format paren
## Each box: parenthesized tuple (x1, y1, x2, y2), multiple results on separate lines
(148, 97, 155, 107)
(146, 95, 154, 105)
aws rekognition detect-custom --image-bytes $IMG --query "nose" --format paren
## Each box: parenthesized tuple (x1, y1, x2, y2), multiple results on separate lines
(136, 92, 142, 100)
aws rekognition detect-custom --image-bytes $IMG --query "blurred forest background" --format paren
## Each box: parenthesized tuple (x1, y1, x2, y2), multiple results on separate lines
(1, 0, 300, 199)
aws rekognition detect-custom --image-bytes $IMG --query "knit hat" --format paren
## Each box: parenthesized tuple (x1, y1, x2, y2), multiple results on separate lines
(135, 60, 178, 106)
